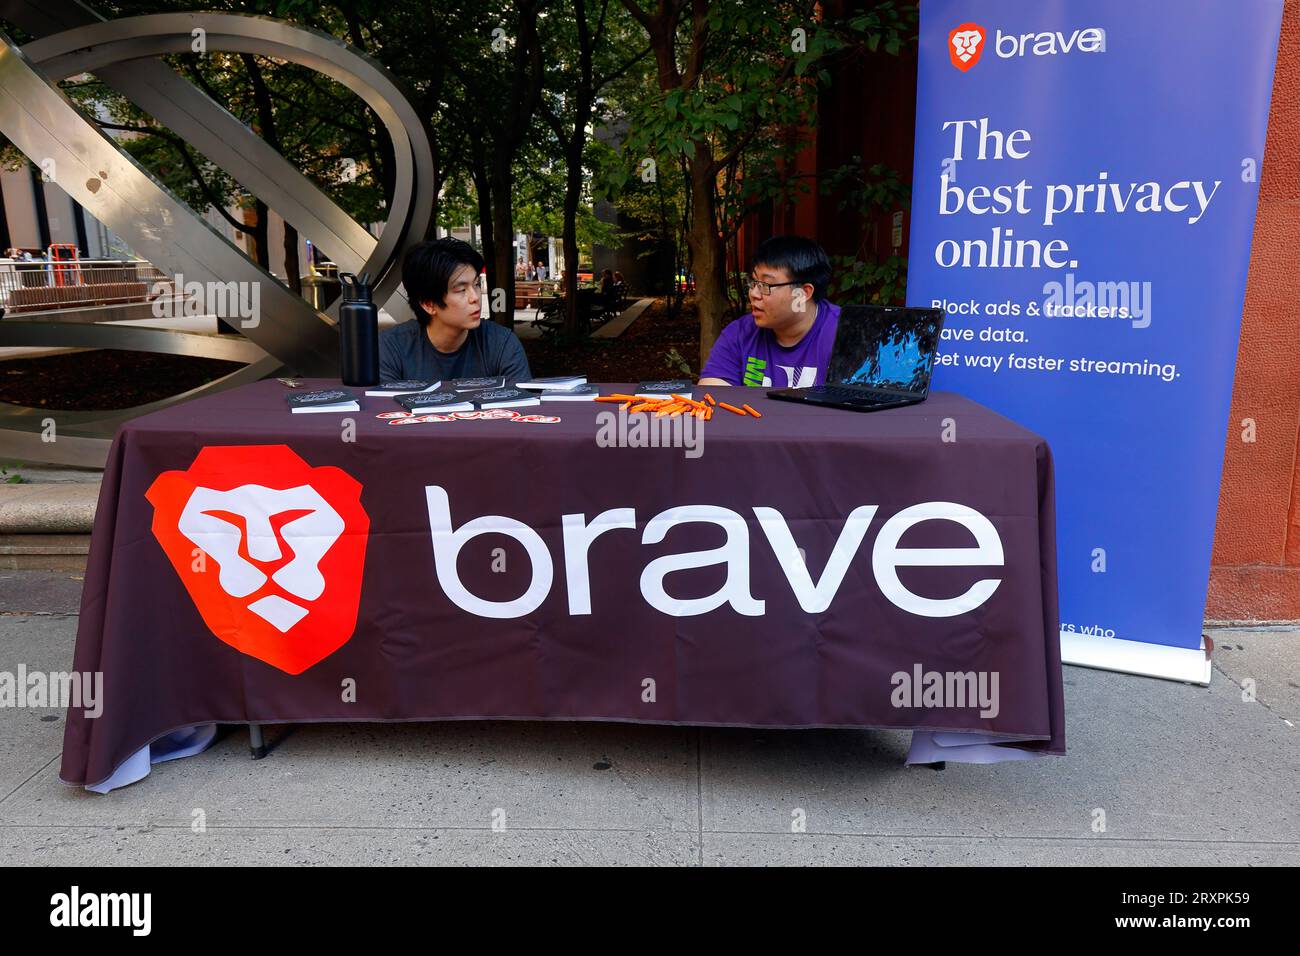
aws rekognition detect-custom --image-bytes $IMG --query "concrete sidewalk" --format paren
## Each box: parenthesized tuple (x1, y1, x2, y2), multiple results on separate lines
(0, 570, 1295, 866)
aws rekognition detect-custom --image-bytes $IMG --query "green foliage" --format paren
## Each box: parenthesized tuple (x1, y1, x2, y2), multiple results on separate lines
(821, 156, 911, 305)
(663, 346, 693, 377)
(599, 0, 917, 319)
(828, 253, 908, 306)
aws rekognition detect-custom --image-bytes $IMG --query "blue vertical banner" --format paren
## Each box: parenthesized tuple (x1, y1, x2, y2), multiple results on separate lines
(907, 1, 1283, 665)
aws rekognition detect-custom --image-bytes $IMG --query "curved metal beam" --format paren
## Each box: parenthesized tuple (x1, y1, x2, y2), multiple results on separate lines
(0, 12, 437, 466)
(0, 354, 283, 468)
(19, 12, 434, 320)
(0, 321, 269, 363)
(0, 33, 337, 374)
(2, 0, 382, 296)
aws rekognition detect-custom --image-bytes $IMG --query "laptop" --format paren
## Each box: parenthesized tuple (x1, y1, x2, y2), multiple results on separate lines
(767, 305, 945, 412)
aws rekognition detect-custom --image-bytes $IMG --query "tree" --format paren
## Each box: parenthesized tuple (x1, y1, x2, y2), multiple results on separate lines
(615, 0, 911, 364)
(535, 0, 647, 338)
(438, 0, 552, 326)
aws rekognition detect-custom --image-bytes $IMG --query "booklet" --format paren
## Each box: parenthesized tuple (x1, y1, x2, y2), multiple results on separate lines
(473, 387, 542, 410)
(286, 388, 359, 413)
(365, 380, 441, 397)
(396, 391, 475, 414)
(540, 384, 599, 401)
(635, 380, 693, 400)
(516, 375, 587, 391)
(451, 376, 507, 392)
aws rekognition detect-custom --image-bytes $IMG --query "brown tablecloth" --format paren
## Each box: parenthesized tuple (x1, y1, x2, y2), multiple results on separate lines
(61, 381, 1064, 787)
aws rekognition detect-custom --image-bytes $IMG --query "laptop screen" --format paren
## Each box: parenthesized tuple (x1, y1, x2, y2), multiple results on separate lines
(824, 306, 944, 394)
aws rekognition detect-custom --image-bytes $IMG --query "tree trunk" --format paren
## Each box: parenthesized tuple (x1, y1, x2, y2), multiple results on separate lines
(250, 199, 270, 270)
(687, 157, 729, 366)
(470, 154, 497, 320)
(488, 157, 517, 327)
(283, 221, 301, 295)
(560, 128, 587, 339)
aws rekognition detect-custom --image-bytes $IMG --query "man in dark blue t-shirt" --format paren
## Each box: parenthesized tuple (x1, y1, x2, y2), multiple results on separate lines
(380, 238, 532, 383)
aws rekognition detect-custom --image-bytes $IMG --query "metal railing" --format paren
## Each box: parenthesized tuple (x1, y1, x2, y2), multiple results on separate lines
(0, 259, 167, 313)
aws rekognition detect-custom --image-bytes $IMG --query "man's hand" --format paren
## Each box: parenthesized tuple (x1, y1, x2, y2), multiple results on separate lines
(698, 377, 732, 386)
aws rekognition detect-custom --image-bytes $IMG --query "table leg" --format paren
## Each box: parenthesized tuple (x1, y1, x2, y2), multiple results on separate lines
(249, 723, 267, 760)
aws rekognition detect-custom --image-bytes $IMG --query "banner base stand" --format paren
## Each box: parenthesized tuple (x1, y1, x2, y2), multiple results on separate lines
(1060, 631, 1212, 686)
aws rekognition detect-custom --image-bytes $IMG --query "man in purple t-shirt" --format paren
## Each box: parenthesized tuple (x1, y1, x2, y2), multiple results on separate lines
(699, 235, 840, 388)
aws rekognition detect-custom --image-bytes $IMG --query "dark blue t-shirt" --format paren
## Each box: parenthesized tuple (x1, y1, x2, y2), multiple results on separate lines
(379, 319, 532, 383)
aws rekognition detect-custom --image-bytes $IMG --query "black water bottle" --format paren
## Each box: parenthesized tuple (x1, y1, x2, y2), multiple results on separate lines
(339, 272, 379, 387)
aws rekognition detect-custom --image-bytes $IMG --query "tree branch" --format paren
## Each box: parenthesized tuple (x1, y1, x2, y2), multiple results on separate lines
(594, 43, 651, 89)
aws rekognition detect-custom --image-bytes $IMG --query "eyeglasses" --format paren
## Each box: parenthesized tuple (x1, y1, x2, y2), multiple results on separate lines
(746, 278, 804, 297)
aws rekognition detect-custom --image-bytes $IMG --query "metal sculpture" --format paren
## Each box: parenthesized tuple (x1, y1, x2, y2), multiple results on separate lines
(0, 4, 434, 465)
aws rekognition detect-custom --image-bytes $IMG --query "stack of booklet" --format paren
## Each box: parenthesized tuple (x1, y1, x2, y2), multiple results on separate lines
(517, 375, 597, 402)
(286, 388, 360, 413)
(450, 376, 507, 392)
(395, 391, 476, 415)
(364, 380, 441, 397)
(469, 387, 541, 409)
(395, 387, 541, 414)
(635, 379, 692, 400)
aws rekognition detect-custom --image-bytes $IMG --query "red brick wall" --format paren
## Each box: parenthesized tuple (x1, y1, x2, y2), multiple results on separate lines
(1206, 0, 1300, 621)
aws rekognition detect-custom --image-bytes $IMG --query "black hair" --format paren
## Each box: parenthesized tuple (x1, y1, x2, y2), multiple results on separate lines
(402, 237, 485, 328)
(751, 235, 833, 301)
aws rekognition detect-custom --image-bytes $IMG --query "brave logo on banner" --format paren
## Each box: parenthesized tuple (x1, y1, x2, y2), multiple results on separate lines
(424, 488, 1005, 622)
(949, 21, 1106, 71)
(948, 23, 986, 71)
(146, 445, 369, 674)
(145, 446, 1006, 671)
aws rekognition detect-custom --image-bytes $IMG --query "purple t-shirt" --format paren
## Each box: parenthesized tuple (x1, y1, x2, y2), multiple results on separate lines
(700, 299, 841, 387)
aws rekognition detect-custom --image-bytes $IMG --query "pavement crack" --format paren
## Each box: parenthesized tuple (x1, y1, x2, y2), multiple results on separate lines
(1211, 658, 1295, 727)
(0, 752, 59, 807)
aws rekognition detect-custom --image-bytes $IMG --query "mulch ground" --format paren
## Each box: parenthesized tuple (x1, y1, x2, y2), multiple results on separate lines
(0, 349, 244, 411)
(523, 295, 703, 382)
(0, 296, 704, 412)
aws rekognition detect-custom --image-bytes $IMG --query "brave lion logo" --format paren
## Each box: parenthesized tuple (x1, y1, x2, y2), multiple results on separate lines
(949, 23, 986, 71)
(146, 445, 369, 674)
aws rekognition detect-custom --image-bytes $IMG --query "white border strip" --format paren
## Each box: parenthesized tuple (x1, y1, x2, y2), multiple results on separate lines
(1060, 631, 1212, 686)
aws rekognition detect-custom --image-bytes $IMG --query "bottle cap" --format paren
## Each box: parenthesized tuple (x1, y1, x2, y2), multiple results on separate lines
(339, 271, 373, 303)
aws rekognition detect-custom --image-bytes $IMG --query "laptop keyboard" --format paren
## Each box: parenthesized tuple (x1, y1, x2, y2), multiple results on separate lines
(812, 385, 906, 403)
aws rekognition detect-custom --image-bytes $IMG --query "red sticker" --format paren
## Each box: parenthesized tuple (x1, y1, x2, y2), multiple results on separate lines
(388, 414, 453, 425)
